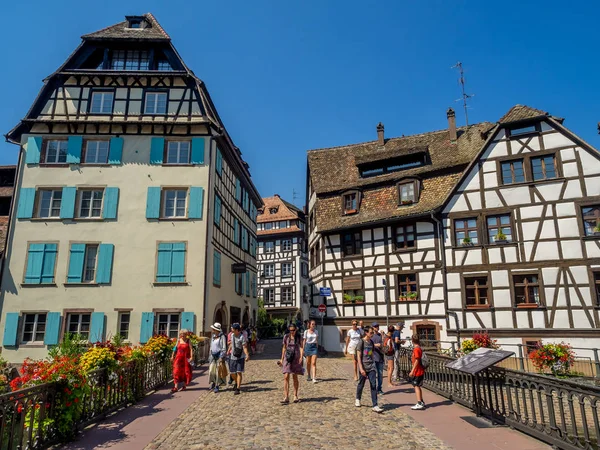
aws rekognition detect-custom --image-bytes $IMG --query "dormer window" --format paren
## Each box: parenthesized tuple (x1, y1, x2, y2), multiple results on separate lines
(507, 123, 539, 137)
(397, 180, 420, 205)
(269, 207, 278, 214)
(257, 209, 264, 215)
(342, 191, 360, 215)
(126, 16, 147, 29)
(110, 50, 150, 71)
(358, 152, 427, 178)
(128, 19, 142, 28)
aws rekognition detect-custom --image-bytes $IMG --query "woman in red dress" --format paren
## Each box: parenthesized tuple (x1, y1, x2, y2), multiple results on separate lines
(172, 330, 193, 392)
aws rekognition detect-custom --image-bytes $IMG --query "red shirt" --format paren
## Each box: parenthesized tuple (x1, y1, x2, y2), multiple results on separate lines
(412, 346, 425, 377)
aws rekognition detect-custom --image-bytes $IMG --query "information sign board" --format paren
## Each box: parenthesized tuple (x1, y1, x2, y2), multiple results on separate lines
(445, 347, 514, 375)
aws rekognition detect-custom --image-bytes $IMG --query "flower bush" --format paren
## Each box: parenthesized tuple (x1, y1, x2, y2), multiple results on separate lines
(143, 335, 176, 361)
(528, 342, 575, 376)
(461, 332, 498, 354)
(80, 347, 117, 372)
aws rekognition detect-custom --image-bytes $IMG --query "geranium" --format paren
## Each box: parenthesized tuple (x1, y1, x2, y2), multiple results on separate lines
(528, 342, 575, 376)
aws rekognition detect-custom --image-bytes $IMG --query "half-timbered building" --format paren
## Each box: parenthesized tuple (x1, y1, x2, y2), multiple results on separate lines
(0, 14, 261, 362)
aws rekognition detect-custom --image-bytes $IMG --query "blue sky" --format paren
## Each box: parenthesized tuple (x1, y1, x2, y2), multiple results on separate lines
(1, 1, 599, 206)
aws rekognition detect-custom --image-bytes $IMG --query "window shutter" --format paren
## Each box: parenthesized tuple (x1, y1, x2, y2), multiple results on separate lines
(171, 242, 186, 282)
(342, 275, 363, 291)
(3, 313, 19, 347)
(242, 228, 248, 250)
(109, 137, 124, 165)
(26, 137, 42, 164)
(245, 271, 250, 296)
(96, 243, 114, 284)
(156, 243, 173, 283)
(235, 179, 241, 202)
(146, 187, 161, 219)
(234, 218, 239, 244)
(140, 312, 154, 344)
(41, 244, 57, 284)
(216, 148, 223, 175)
(16, 188, 36, 219)
(241, 272, 245, 295)
(150, 137, 164, 164)
(252, 274, 257, 298)
(191, 137, 205, 164)
(188, 187, 204, 219)
(67, 136, 83, 164)
(67, 243, 86, 283)
(213, 251, 221, 286)
(44, 312, 61, 345)
(214, 196, 221, 226)
(89, 312, 105, 343)
(181, 312, 194, 332)
(102, 187, 119, 220)
(60, 187, 76, 219)
(24, 244, 45, 284)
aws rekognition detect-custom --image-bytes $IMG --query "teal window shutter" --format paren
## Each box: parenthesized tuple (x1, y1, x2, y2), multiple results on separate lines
(67, 136, 83, 164)
(181, 312, 195, 332)
(60, 187, 76, 219)
(150, 137, 164, 164)
(235, 179, 241, 202)
(216, 148, 223, 175)
(234, 218, 239, 244)
(140, 312, 154, 344)
(41, 244, 57, 284)
(109, 137, 124, 165)
(96, 244, 114, 284)
(67, 243, 86, 283)
(44, 312, 61, 345)
(156, 242, 186, 283)
(25, 243, 57, 284)
(3, 313, 19, 347)
(214, 196, 221, 226)
(102, 187, 119, 220)
(171, 242, 186, 282)
(89, 312, 105, 343)
(241, 227, 248, 251)
(188, 187, 204, 219)
(26, 137, 42, 164)
(16, 188, 36, 219)
(156, 243, 172, 282)
(245, 271, 250, 296)
(191, 137, 205, 164)
(213, 250, 221, 286)
(146, 187, 161, 219)
(252, 274, 257, 298)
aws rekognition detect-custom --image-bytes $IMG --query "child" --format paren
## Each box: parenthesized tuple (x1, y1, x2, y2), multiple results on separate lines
(409, 335, 426, 410)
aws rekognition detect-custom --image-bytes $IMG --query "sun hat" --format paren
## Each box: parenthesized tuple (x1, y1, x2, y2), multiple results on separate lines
(211, 322, 222, 332)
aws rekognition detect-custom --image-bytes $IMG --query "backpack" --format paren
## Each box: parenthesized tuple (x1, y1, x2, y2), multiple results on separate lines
(383, 336, 394, 356)
(420, 351, 430, 370)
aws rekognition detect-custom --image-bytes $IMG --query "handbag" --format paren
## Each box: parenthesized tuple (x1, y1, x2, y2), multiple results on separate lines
(218, 360, 228, 379)
(285, 337, 296, 363)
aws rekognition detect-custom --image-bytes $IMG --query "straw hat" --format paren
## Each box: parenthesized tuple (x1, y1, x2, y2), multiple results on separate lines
(211, 322, 222, 333)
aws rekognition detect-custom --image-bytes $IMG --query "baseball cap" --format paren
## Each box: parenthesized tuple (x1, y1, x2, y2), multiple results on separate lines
(371, 322, 379, 327)
(232, 323, 241, 330)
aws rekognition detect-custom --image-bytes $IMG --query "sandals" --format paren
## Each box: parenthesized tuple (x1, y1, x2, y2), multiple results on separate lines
(280, 398, 289, 404)
(171, 387, 178, 393)
(180, 386, 187, 391)
(293, 397, 300, 403)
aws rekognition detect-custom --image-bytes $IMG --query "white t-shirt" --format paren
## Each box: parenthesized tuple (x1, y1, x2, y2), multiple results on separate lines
(347, 329, 361, 348)
(303, 329, 318, 344)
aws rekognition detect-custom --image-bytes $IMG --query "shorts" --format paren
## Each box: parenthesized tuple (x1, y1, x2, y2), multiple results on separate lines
(411, 375, 424, 387)
(347, 345, 357, 355)
(229, 358, 245, 374)
(304, 343, 318, 356)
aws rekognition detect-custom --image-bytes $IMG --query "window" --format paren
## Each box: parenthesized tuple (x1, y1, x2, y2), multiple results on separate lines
(315, 242, 321, 265)
(24, 243, 57, 284)
(84, 140, 110, 164)
(235, 273, 243, 294)
(282, 262, 292, 277)
(265, 241, 274, 253)
(513, 274, 541, 306)
(37, 189, 62, 218)
(281, 287, 293, 304)
(166, 141, 190, 165)
(21, 313, 46, 344)
(342, 232, 361, 257)
(156, 242, 186, 283)
(213, 251, 221, 287)
(508, 124, 537, 137)
(415, 325, 437, 348)
(118, 312, 130, 340)
(264, 264, 275, 278)
(464, 276, 489, 307)
(264, 288, 275, 304)
(279, 221, 287, 229)
(144, 92, 167, 114)
(66, 313, 91, 340)
(359, 153, 426, 178)
(128, 19, 142, 28)
(282, 239, 292, 251)
(90, 91, 114, 114)
(82, 244, 99, 283)
(162, 189, 187, 218)
(500, 159, 525, 185)
(110, 50, 150, 71)
(269, 207, 278, 214)
(343, 192, 358, 214)
(157, 60, 172, 71)
(394, 224, 416, 250)
(44, 140, 68, 164)
(531, 155, 557, 181)
(343, 289, 364, 303)
(582, 205, 600, 236)
(593, 272, 600, 306)
(157, 313, 180, 339)
(454, 218, 478, 245)
(77, 189, 104, 218)
(487, 214, 512, 243)
(264, 222, 273, 231)
(398, 181, 418, 204)
(301, 262, 308, 277)
(397, 273, 418, 300)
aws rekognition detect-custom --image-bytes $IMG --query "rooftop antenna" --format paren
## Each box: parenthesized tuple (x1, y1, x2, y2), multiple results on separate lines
(292, 188, 299, 206)
(451, 61, 474, 126)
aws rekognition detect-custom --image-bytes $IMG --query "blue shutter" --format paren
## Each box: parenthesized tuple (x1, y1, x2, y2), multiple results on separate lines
(171, 242, 186, 282)
(146, 187, 161, 219)
(216, 148, 223, 175)
(60, 187, 76, 219)
(234, 218, 239, 245)
(191, 137, 205, 164)
(102, 187, 119, 219)
(16, 188, 35, 219)
(242, 228, 248, 251)
(96, 244, 114, 284)
(24, 244, 45, 284)
(235, 179, 241, 202)
(41, 244, 57, 284)
(245, 271, 250, 296)
(214, 196, 221, 226)
(109, 137, 124, 165)
(188, 187, 204, 219)
(140, 312, 154, 344)
(26, 137, 42, 164)
(44, 312, 61, 345)
(243, 191, 249, 212)
(156, 243, 173, 282)
(66, 136, 83, 164)
(3, 313, 19, 347)
(150, 137, 164, 164)
(67, 243, 86, 283)
(89, 312, 105, 343)
(181, 312, 194, 333)
(252, 274, 257, 298)
(213, 251, 221, 286)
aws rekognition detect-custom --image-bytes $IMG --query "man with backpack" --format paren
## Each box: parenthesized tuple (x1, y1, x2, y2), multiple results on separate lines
(409, 335, 427, 410)
(370, 323, 385, 395)
(228, 323, 250, 395)
(355, 326, 384, 413)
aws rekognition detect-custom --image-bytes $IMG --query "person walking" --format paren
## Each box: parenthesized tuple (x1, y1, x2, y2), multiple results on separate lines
(228, 323, 250, 395)
(409, 335, 426, 410)
(250, 327, 257, 355)
(171, 330, 193, 392)
(226, 325, 235, 386)
(355, 326, 383, 413)
(358, 320, 365, 336)
(279, 323, 304, 403)
(370, 322, 385, 395)
(208, 322, 227, 393)
(303, 320, 319, 383)
(392, 321, 405, 383)
(383, 325, 396, 388)
(345, 320, 362, 381)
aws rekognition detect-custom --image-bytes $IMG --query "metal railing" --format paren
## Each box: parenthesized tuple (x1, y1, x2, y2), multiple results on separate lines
(398, 350, 600, 450)
(192, 340, 210, 367)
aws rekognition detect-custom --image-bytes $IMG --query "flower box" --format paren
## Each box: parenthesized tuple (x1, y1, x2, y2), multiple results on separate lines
(461, 242, 474, 247)
(493, 239, 509, 245)
(400, 200, 414, 206)
(516, 303, 539, 309)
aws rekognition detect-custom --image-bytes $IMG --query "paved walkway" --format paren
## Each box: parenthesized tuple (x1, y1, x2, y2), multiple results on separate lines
(63, 340, 551, 450)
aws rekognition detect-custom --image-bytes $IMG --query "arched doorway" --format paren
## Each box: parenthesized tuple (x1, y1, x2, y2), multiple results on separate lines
(213, 303, 228, 332)
(242, 308, 250, 327)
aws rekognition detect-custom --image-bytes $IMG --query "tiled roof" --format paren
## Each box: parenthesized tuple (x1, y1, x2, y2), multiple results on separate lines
(82, 13, 170, 41)
(257, 226, 303, 237)
(258, 195, 303, 223)
(0, 216, 9, 254)
(498, 105, 548, 124)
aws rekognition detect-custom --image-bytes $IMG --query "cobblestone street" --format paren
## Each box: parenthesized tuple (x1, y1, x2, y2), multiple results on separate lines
(147, 340, 451, 450)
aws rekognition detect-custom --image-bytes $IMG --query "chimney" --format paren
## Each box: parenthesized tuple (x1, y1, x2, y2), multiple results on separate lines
(447, 108, 457, 143)
(377, 122, 385, 145)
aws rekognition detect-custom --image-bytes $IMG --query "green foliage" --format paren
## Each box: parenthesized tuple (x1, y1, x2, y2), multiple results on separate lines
(528, 342, 575, 376)
(48, 333, 88, 360)
(257, 297, 268, 326)
(495, 231, 507, 240)
(461, 332, 498, 354)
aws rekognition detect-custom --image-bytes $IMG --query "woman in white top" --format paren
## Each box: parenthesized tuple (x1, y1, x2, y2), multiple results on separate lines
(345, 320, 362, 381)
(303, 320, 319, 383)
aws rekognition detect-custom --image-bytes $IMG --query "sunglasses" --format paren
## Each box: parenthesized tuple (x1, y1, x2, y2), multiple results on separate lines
(289, 328, 297, 332)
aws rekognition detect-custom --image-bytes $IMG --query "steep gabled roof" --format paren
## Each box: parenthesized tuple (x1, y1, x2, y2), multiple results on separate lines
(258, 195, 302, 223)
(498, 105, 548, 124)
(82, 13, 170, 41)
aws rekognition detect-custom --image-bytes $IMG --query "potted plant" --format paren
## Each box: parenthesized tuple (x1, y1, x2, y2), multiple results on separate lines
(493, 231, 508, 244)
(594, 224, 600, 236)
(343, 293, 353, 304)
(354, 295, 364, 304)
(407, 291, 418, 301)
(461, 237, 473, 247)
(528, 342, 575, 376)
(398, 293, 408, 301)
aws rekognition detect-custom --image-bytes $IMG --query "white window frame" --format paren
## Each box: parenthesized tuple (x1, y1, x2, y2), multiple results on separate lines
(21, 313, 47, 344)
(264, 288, 275, 304)
(282, 239, 292, 251)
(161, 189, 188, 218)
(77, 189, 104, 219)
(265, 241, 274, 253)
(166, 141, 191, 165)
(84, 140, 110, 164)
(82, 244, 99, 283)
(281, 287, 293, 303)
(144, 92, 168, 115)
(44, 140, 68, 164)
(156, 313, 180, 339)
(399, 182, 416, 203)
(264, 264, 275, 278)
(281, 262, 292, 277)
(90, 92, 114, 114)
(37, 189, 62, 218)
(118, 312, 131, 340)
(66, 313, 91, 340)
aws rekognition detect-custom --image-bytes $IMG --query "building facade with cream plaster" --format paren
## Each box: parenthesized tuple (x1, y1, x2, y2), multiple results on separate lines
(0, 14, 261, 362)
